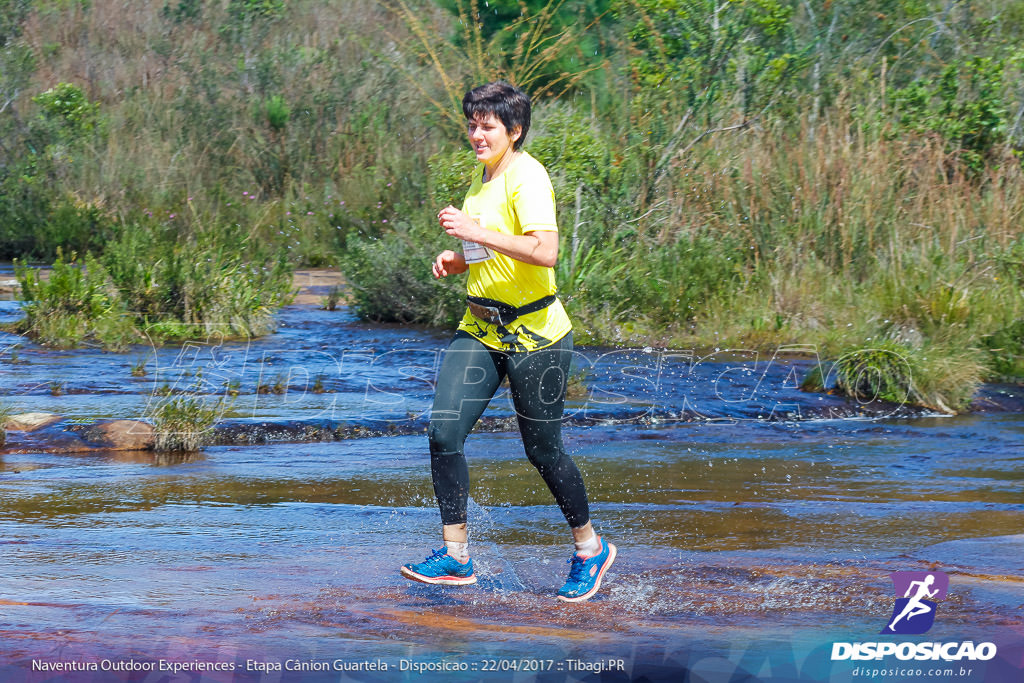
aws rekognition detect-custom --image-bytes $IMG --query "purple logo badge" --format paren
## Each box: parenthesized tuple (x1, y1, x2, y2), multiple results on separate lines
(881, 571, 949, 635)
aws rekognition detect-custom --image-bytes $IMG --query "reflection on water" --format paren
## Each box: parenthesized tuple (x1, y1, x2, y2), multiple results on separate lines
(1, 303, 1023, 680)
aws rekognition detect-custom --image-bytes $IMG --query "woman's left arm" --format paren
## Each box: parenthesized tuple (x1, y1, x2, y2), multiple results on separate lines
(437, 205, 557, 267)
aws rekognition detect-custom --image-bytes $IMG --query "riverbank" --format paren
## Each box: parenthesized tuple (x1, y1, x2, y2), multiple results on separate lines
(4, 0, 1024, 423)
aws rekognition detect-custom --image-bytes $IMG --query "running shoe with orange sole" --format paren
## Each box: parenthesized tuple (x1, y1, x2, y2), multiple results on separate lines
(556, 537, 616, 602)
(400, 547, 477, 586)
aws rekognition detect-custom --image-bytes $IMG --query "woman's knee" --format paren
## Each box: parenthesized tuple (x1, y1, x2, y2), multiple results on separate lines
(428, 419, 466, 456)
(524, 438, 566, 473)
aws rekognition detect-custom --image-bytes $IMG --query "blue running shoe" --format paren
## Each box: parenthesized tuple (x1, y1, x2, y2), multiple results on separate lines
(400, 548, 477, 586)
(557, 537, 616, 602)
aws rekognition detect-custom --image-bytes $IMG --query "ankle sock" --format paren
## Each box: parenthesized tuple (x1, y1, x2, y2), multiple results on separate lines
(574, 533, 602, 558)
(445, 540, 470, 563)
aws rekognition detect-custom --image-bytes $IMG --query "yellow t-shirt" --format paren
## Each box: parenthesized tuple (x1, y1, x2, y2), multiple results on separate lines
(456, 151, 572, 352)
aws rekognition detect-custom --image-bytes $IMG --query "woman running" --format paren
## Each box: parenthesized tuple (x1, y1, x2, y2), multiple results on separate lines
(400, 81, 615, 602)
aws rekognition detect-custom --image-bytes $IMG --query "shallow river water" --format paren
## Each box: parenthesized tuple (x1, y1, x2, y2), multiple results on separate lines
(0, 297, 1022, 682)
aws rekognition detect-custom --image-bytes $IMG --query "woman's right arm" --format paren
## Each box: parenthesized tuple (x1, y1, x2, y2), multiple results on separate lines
(432, 249, 468, 279)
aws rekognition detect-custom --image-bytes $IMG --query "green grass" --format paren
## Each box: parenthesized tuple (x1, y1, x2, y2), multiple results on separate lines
(982, 319, 1024, 379)
(12, 226, 295, 350)
(149, 395, 229, 453)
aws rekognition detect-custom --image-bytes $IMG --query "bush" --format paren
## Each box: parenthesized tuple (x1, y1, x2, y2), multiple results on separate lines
(892, 56, 1008, 175)
(102, 226, 295, 342)
(338, 223, 464, 326)
(13, 225, 296, 349)
(528, 104, 621, 212)
(150, 395, 228, 452)
(428, 148, 477, 208)
(823, 339, 985, 415)
(32, 82, 100, 135)
(14, 250, 137, 350)
(572, 233, 742, 335)
(0, 80, 112, 260)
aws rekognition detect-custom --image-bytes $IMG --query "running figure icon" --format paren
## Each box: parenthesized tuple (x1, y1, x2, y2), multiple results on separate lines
(882, 571, 949, 635)
(888, 575, 938, 631)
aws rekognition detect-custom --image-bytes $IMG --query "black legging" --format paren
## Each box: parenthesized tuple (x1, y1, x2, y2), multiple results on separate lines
(428, 330, 590, 528)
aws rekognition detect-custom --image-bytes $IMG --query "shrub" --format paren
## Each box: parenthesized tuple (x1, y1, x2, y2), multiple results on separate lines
(892, 56, 1008, 175)
(338, 223, 464, 326)
(150, 395, 227, 452)
(32, 82, 100, 135)
(428, 149, 477, 208)
(573, 233, 741, 331)
(1, 80, 112, 260)
(13, 225, 295, 349)
(14, 250, 137, 350)
(824, 339, 985, 415)
(101, 224, 295, 342)
(982, 320, 1024, 379)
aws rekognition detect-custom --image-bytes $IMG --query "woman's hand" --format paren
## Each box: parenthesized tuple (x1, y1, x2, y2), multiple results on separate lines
(437, 205, 483, 243)
(432, 250, 467, 279)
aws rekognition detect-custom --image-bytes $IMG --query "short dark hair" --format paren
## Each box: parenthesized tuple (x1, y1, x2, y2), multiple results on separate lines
(462, 81, 531, 150)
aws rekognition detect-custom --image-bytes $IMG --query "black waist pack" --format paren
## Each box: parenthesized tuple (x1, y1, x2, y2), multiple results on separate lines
(466, 294, 556, 326)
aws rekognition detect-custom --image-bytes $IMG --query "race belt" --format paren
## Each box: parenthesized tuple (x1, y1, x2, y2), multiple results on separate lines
(466, 294, 557, 326)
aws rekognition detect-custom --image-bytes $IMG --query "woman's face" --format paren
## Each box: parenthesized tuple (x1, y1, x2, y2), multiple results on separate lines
(466, 113, 520, 166)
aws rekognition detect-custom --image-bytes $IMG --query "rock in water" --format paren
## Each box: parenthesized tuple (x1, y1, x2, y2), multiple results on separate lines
(5, 412, 63, 431)
(79, 420, 156, 450)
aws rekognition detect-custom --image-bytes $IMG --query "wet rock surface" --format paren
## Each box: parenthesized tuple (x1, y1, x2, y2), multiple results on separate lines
(70, 419, 156, 451)
(969, 383, 1024, 413)
(0, 399, 944, 455)
(4, 411, 62, 431)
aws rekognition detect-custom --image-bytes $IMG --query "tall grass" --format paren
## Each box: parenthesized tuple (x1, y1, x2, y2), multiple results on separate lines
(4, 0, 1023, 410)
(585, 107, 1024, 412)
(338, 99, 1023, 412)
(102, 223, 295, 341)
(679, 110, 1024, 353)
(8, 0, 445, 259)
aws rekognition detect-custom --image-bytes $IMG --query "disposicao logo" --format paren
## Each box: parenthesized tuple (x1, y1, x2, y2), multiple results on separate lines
(831, 570, 998, 663)
(882, 570, 949, 635)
